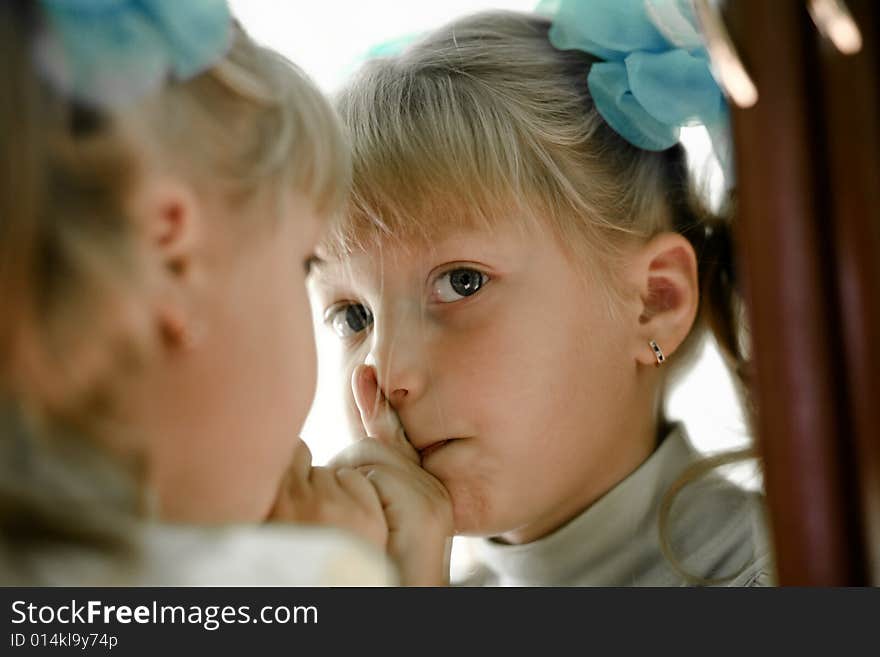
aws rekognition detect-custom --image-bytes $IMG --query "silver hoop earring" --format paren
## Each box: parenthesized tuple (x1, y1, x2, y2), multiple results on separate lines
(649, 340, 666, 366)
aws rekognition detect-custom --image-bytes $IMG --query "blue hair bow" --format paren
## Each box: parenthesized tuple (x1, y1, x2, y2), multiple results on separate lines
(35, 0, 233, 108)
(537, 0, 731, 177)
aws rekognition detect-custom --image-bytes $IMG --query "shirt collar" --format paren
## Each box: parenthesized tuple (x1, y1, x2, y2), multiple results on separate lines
(474, 423, 714, 585)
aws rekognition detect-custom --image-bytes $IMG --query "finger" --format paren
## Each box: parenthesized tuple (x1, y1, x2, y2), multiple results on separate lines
(290, 437, 313, 479)
(361, 465, 452, 586)
(361, 466, 410, 507)
(335, 467, 384, 516)
(359, 465, 451, 535)
(327, 438, 414, 472)
(309, 466, 341, 497)
(280, 437, 313, 496)
(351, 364, 399, 439)
(267, 439, 314, 520)
(352, 364, 419, 464)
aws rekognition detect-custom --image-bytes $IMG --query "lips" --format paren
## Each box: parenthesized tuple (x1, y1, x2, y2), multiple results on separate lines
(417, 439, 451, 461)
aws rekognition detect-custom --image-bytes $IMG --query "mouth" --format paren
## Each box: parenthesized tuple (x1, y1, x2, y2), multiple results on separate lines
(417, 439, 452, 461)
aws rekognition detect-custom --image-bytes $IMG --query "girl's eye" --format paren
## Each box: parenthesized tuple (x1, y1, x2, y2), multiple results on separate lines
(432, 268, 489, 303)
(326, 303, 373, 338)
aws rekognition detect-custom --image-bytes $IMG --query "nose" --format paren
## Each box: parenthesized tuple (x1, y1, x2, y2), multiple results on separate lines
(365, 310, 427, 408)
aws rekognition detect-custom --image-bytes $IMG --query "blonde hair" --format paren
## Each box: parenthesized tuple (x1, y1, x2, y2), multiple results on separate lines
(332, 10, 757, 582)
(0, 11, 349, 580)
(129, 23, 350, 219)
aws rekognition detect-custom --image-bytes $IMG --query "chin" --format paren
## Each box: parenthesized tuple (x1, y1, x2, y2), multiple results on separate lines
(446, 481, 505, 537)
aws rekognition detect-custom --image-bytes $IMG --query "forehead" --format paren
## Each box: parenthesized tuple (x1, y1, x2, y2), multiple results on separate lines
(321, 189, 551, 251)
(314, 221, 535, 281)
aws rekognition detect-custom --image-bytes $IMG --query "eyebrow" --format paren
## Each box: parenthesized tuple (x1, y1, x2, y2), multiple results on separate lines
(305, 256, 348, 293)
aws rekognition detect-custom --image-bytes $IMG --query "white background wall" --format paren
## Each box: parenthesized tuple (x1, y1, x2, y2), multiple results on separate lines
(229, 0, 758, 489)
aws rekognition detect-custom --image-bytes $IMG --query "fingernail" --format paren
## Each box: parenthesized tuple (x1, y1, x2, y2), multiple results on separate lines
(352, 365, 379, 418)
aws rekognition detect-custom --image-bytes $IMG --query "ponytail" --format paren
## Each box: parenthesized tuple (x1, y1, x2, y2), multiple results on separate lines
(658, 144, 761, 585)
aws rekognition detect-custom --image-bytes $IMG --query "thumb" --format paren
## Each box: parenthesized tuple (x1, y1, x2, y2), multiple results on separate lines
(352, 364, 419, 464)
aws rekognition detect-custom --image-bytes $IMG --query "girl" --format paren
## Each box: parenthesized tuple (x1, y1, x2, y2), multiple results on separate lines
(313, 5, 774, 586)
(0, 0, 393, 585)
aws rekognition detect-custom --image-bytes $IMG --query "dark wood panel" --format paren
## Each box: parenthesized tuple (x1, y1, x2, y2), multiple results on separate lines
(725, 1, 870, 584)
(816, 0, 880, 584)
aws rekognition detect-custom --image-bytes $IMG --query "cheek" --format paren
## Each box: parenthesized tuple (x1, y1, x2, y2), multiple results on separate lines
(439, 307, 562, 410)
(439, 298, 620, 457)
(287, 284, 318, 426)
(245, 243, 318, 441)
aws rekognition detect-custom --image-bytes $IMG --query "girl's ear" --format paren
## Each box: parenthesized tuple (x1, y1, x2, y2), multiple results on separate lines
(628, 232, 699, 367)
(128, 176, 204, 350)
(140, 178, 201, 279)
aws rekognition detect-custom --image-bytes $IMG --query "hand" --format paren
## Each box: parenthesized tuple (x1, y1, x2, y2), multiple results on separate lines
(329, 365, 453, 586)
(267, 437, 388, 552)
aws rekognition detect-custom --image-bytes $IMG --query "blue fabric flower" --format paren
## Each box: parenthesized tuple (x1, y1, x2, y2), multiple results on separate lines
(537, 0, 730, 173)
(365, 32, 423, 59)
(35, 0, 232, 108)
